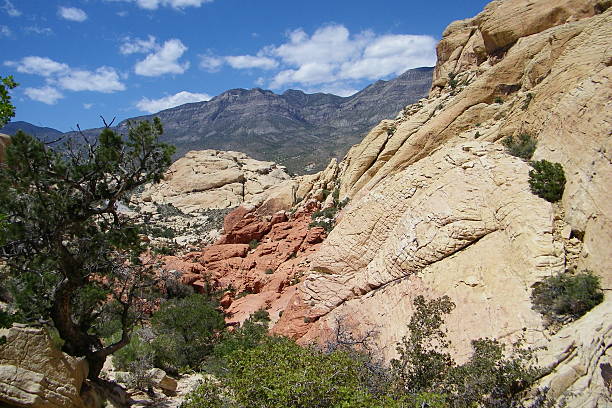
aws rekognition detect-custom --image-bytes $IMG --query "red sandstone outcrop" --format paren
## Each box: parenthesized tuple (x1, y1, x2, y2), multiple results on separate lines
(162, 202, 327, 325)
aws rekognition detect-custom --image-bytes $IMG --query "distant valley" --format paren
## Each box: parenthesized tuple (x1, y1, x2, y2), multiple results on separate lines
(2, 67, 432, 174)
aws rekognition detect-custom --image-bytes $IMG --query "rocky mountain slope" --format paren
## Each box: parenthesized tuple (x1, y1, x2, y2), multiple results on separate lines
(0, 121, 63, 143)
(167, 0, 610, 405)
(91, 67, 432, 174)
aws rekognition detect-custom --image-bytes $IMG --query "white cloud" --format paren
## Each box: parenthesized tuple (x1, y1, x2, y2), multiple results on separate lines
(24, 26, 54, 35)
(7, 56, 69, 77)
(83, 103, 93, 109)
(56, 67, 126, 93)
(201, 24, 436, 93)
(58, 7, 88, 22)
(24, 86, 64, 105)
(339, 35, 437, 80)
(136, 90, 211, 113)
(2, 0, 21, 17)
(5, 56, 126, 103)
(134, 0, 213, 10)
(0, 25, 10, 37)
(108, 0, 213, 10)
(225, 55, 278, 70)
(199, 55, 223, 72)
(134, 39, 189, 76)
(120, 35, 158, 55)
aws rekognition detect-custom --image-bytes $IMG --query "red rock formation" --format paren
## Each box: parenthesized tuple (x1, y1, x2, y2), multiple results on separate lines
(162, 202, 326, 325)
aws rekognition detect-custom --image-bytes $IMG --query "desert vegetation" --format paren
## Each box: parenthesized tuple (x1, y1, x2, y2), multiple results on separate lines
(531, 270, 603, 326)
(178, 295, 543, 408)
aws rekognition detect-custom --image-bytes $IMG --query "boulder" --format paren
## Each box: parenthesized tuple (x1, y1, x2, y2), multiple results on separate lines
(0, 133, 9, 163)
(147, 368, 177, 393)
(0, 325, 90, 408)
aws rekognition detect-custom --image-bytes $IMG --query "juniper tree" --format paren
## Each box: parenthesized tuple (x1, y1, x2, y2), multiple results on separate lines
(0, 118, 174, 379)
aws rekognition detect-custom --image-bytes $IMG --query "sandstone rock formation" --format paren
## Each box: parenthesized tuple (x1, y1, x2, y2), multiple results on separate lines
(141, 150, 291, 214)
(163, 202, 327, 326)
(275, 141, 563, 360)
(0, 133, 9, 163)
(0, 325, 89, 408)
(126, 150, 292, 251)
(336, 0, 611, 285)
(263, 1, 612, 406)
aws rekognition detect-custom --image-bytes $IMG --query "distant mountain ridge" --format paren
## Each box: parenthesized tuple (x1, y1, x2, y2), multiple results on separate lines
(0, 121, 63, 143)
(3, 67, 433, 174)
(118, 67, 433, 173)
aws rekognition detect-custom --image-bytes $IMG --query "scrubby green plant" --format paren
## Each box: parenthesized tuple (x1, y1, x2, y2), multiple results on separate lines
(531, 270, 603, 324)
(391, 296, 541, 407)
(392, 295, 455, 393)
(502, 134, 537, 160)
(248, 239, 259, 250)
(495, 97, 504, 104)
(528, 160, 566, 202)
(0, 75, 18, 126)
(448, 72, 458, 89)
(264, 268, 274, 274)
(222, 337, 385, 407)
(181, 377, 232, 408)
(522, 93, 534, 110)
(151, 294, 225, 373)
(111, 327, 155, 371)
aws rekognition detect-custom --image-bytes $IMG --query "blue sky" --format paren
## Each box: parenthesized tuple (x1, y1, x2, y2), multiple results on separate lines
(1, 0, 490, 131)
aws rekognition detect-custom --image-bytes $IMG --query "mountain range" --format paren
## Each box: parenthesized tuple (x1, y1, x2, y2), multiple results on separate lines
(2, 67, 433, 174)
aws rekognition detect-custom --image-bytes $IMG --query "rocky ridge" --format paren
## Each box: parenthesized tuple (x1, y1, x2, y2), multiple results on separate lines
(127, 150, 292, 250)
(177, 0, 611, 406)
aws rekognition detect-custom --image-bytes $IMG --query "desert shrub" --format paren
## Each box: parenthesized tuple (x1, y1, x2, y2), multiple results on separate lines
(448, 72, 458, 89)
(206, 311, 271, 374)
(531, 271, 603, 324)
(528, 160, 566, 202)
(248, 239, 259, 249)
(181, 377, 232, 408)
(443, 338, 541, 407)
(111, 327, 155, 371)
(151, 294, 224, 373)
(222, 336, 385, 408)
(495, 97, 504, 104)
(391, 295, 455, 393)
(391, 296, 541, 407)
(502, 134, 537, 160)
(145, 225, 176, 239)
(155, 202, 184, 217)
(522, 93, 534, 110)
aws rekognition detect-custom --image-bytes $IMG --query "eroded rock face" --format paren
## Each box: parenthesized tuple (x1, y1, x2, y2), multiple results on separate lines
(274, 142, 562, 357)
(268, 1, 611, 405)
(0, 133, 9, 163)
(164, 203, 326, 325)
(535, 301, 612, 407)
(338, 1, 611, 284)
(0, 325, 89, 408)
(142, 150, 291, 214)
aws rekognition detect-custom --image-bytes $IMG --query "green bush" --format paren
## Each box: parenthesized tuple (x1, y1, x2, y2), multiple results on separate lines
(248, 239, 259, 250)
(391, 296, 541, 407)
(502, 134, 537, 160)
(151, 294, 225, 373)
(528, 160, 566, 202)
(222, 337, 385, 407)
(181, 377, 232, 408)
(531, 271, 603, 324)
